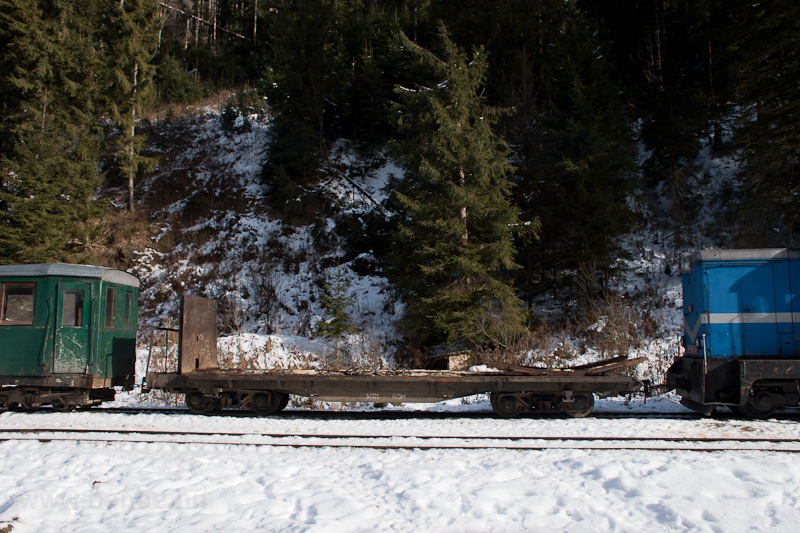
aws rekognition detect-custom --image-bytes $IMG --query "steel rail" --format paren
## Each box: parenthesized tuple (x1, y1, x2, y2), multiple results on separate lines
(17, 404, 800, 421)
(2, 427, 800, 442)
(77, 406, 707, 420)
(1, 428, 800, 452)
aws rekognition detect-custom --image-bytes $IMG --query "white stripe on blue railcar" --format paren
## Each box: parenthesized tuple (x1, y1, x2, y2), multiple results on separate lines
(684, 313, 800, 343)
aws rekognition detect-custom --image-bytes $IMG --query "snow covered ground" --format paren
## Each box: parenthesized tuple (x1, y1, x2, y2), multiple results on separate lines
(2, 397, 800, 532)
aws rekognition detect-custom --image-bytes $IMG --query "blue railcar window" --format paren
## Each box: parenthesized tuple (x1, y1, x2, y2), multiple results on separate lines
(105, 286, 116, 329)
(1, 283, 36, 325)
(62, 290, 84, 327)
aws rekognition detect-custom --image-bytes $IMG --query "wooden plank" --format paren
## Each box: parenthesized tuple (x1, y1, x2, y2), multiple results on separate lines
(178, 296, 218, 373)
(484, 362, 581, 376)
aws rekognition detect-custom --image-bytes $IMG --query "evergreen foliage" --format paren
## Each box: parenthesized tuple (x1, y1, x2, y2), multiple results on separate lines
(155, 54, 198, 104)
(523, 4, 637, 296)
(316, 268, 362, 360)
(389, 27, 528, 346)
(731, 1, 800, 243)
(258, 0, 344, 205)
(102, 0, 159, 213)
(259, 0, 413, 208)
(0, 0, 105, 264)
(4, 0, 800, 332)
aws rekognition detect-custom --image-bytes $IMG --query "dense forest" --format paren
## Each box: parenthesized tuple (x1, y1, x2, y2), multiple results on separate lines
(1, 0, 799, 346)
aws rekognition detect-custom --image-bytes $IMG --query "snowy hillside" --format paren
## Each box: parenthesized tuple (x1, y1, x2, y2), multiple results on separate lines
(128, 105, 405, 380)
(121, 101, 741, 394)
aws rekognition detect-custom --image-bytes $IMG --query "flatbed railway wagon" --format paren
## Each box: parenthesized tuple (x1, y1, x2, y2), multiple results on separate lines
(668, 249, 800, 418)
(145, 296, 645, 418)
(0, 264, 139, 410)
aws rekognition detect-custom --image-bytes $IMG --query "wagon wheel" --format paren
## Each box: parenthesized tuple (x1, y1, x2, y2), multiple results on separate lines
(490, 392, 524, 418)
(251, 391, 281, 417)
(561, 393, 595, 418)
(276, 393, 290, 412)
(185, 391, 215, 415)
(735, 392, 777, 420)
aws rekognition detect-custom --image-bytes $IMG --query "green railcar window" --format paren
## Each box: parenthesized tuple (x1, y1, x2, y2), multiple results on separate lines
(124, 290, 132, 327)
(1, 283, 36, 325)
(105, 286, 116, 329)
(62, 289, 84, 327)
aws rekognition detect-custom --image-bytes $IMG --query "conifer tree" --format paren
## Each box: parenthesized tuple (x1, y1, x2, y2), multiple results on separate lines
(390, 26, 528, 346)
(102, 0, 159, 213)
(260, 0, 345, 205)
(0, 0, 105, 263)
(316, 269, 362, 360)
(731, 0, 800, 242)
(525, 3, 636, 295)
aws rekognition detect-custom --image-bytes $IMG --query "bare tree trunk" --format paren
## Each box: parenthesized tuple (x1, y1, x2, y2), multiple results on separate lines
(459, 168, 468, 245)
(194, 1, 200, 47)
(41, 86, 48, 131)
(412, 0, 417, 42)
(212, 0, 217, 48)
(253, 0, 258, 44)
(129, 60, 139, 213)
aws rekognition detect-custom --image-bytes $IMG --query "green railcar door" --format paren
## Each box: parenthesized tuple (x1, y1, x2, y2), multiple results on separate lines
(54, 283, 91, 374)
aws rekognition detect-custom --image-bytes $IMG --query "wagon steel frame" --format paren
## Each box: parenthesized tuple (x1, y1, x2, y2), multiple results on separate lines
(144, 296, 645, 418)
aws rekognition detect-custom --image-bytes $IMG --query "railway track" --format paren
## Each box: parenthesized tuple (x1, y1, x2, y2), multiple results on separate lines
(8, 403, 800, 426)
(67, 405, 709, 420)
(1, 427, 800, 452)
(66, 405, 800, 422)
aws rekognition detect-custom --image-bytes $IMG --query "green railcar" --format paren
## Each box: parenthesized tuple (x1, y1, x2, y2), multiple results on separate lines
(0, 264, 139, 410)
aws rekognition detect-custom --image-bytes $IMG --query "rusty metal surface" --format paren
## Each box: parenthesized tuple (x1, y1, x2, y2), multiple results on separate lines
(145, 368, 642, 404)
(178, 296, 218, 373)
(485, 356, 646, 377)
(147, 295, 642, 407)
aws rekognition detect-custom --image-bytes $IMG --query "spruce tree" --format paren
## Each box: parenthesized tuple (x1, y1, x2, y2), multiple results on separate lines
(0, 0, 105, 263)
(731, 0, 800, 242)
(523, 3, 636, 296)
(316, 269, 362, 361)
(260, 0, 345, 205)
(102, 0, 159, 213)
(390, 26, 527, 346)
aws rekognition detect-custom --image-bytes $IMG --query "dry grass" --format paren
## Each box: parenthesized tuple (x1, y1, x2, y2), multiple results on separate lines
(140, 87, 249, 123)
(470, 277, 676, 381)
(473, 321, 580, 368)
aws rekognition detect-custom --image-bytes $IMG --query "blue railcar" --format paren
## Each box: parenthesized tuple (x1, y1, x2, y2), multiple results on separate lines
(668, 249, 800, 417)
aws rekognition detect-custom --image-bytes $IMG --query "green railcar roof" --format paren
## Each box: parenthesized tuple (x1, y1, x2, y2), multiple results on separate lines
(0, 263, 139, 288)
